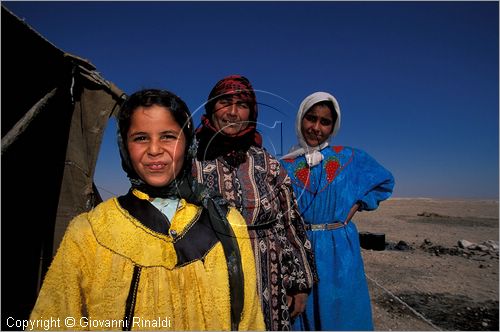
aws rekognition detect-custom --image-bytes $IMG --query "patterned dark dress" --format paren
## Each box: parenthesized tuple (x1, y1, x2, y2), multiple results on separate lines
(193, 145, 317, 331)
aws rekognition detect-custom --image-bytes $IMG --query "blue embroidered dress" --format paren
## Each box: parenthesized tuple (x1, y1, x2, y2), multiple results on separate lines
(281, 145, 394, 331)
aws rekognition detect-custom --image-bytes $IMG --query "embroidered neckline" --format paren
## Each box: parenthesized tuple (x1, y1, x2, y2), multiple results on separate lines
(288, 146, 354, 194)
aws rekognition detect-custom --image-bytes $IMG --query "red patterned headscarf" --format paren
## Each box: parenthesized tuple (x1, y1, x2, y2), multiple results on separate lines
(205, 75, 258, 123)
(196, 75, 262, 165)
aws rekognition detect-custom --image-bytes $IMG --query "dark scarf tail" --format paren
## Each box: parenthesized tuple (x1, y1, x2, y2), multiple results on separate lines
(175, 173, 244, 330)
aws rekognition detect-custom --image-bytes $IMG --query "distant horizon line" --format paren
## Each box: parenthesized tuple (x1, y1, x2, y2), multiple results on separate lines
(389, 196, 499, 202)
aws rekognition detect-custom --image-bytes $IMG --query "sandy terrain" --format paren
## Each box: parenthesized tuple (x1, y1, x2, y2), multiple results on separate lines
(355, 198, 499, 331)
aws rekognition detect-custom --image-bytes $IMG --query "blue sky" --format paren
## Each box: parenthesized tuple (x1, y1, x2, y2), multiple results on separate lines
(3, 1, 499, 199)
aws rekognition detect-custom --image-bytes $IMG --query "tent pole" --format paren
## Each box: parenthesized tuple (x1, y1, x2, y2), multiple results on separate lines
(1, 87, 58, 155)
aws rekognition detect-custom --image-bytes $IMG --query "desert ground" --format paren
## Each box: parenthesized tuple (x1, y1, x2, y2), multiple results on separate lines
(355, 198, 499, 331)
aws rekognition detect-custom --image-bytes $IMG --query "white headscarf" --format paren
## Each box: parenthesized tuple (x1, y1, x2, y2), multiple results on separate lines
(281, 92, 341, 167)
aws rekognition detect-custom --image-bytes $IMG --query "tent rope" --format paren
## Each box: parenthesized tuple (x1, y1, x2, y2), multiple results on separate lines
(366, 273, 442, 331)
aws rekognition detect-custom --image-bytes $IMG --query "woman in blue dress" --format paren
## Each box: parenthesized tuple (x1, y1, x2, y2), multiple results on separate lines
(281, 91, 395, 331)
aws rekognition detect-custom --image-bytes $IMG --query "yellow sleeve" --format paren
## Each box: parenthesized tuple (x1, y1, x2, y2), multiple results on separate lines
(227, 208, 265, 331)
(29, 214, 95, 330)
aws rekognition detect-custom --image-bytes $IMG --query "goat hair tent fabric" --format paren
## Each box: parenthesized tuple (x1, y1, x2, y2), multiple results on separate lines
(1, 6, 125, 327)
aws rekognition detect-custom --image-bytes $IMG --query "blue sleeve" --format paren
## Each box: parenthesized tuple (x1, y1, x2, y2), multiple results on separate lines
(352, 148, 395, 211)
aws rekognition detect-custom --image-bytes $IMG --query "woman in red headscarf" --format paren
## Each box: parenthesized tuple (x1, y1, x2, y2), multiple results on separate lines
(193, 75, 317, 331)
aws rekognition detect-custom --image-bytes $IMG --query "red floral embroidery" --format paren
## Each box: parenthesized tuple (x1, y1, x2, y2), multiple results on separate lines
(325, 156, 340, 182)
(333, 146, 344, 153)
(282, 158, 295, 163)
(294, 161, 310, 188)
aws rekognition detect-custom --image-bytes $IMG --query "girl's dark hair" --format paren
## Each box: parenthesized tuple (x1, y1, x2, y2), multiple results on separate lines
(118, 89, 194, 148)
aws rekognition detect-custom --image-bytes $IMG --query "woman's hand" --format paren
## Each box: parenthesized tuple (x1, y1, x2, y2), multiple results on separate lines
(287, 292, 309, 319)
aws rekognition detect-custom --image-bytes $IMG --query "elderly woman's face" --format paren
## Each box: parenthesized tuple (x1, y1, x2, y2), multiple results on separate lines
(301, 104, 334, 147)
(211, 95, 251, 136)
(127, 105, 186, 187)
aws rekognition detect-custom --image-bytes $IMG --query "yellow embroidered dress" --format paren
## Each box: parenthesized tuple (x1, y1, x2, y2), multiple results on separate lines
(29, 190, 264, 331)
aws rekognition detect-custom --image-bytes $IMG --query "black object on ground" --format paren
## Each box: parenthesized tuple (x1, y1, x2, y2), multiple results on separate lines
(359, 231, 386, 251)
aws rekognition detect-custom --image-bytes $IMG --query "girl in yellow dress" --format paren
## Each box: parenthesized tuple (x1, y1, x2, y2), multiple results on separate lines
(29, 89, 265, 331)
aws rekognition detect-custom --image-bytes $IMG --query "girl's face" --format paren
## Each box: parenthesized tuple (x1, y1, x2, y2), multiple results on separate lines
(300, 104, 334, 147)
(211, 95, 251, 136)
(127, 105, 186, 187)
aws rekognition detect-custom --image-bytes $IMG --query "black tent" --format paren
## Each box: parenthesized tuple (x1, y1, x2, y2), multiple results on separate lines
(1, 6, 125, 327)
